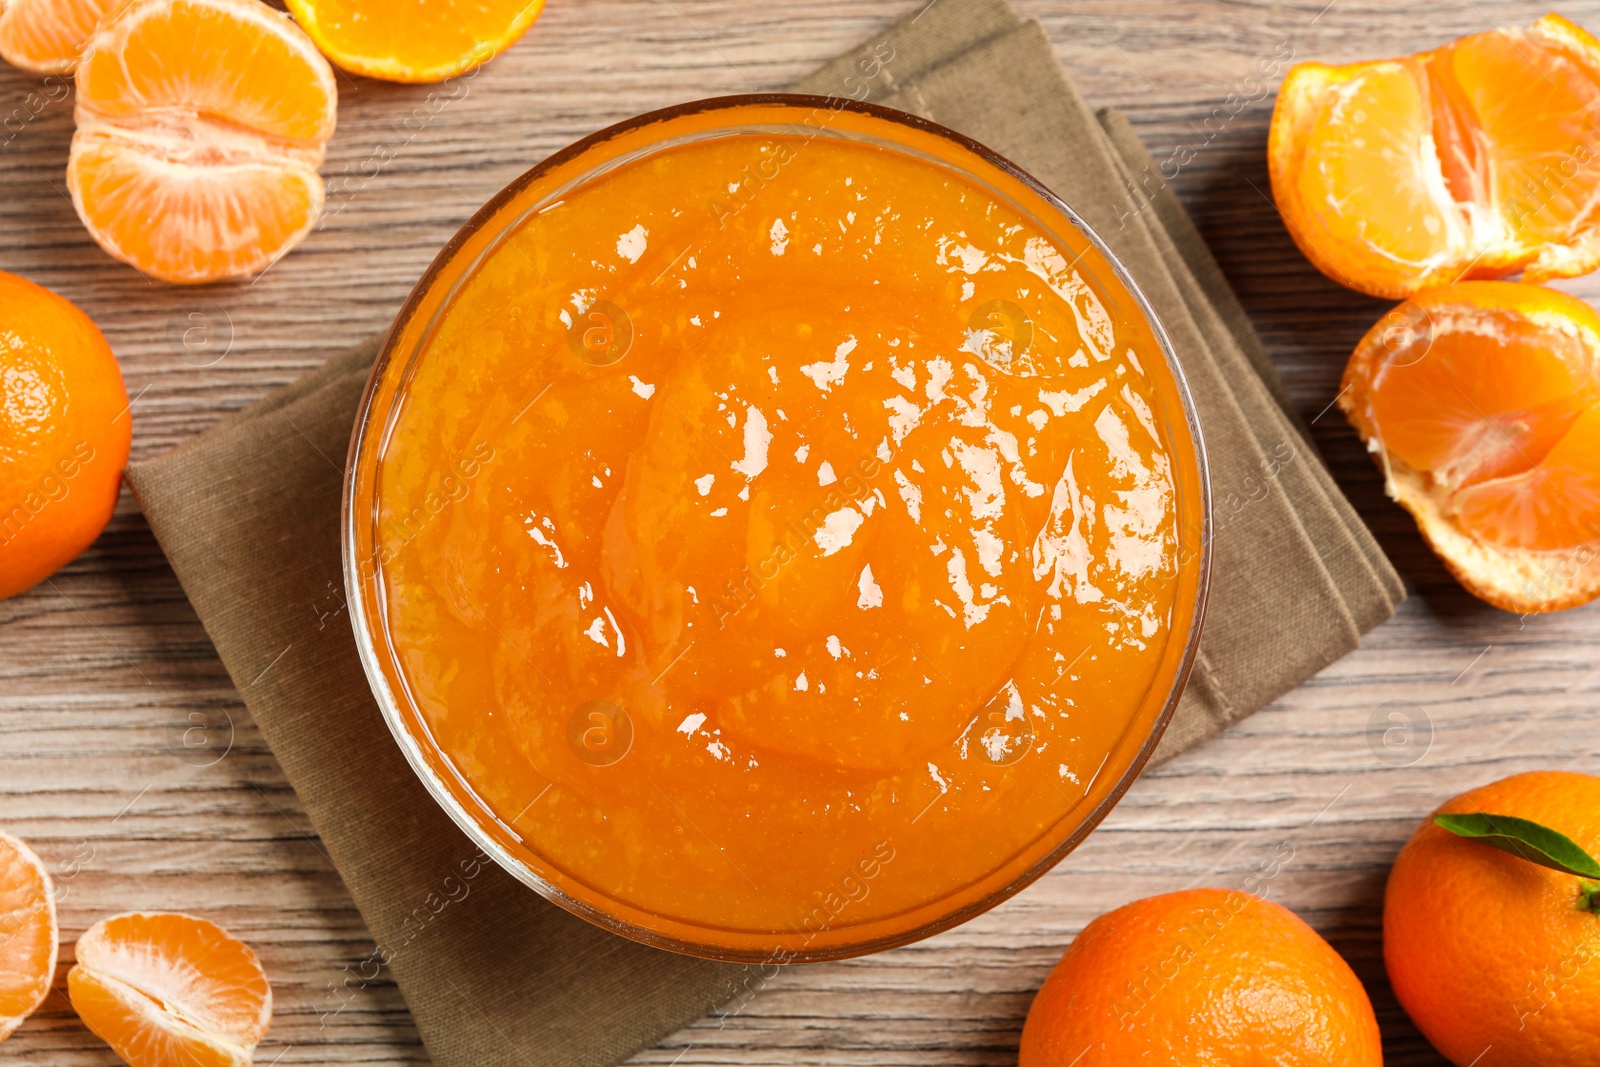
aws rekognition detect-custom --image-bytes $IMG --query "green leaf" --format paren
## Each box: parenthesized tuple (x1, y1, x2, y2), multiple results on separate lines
(1433, 812, 1600, 880)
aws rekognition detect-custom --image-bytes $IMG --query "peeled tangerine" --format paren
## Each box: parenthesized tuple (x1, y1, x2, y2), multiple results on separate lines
(1341, 281, 1600, 612)
(0, 0, 127, 72)
(0, 833, 57, 1042)
(1270, 14, 1600, 299)
(68, 0, 337, 283)
(69, 912, 271, 1067)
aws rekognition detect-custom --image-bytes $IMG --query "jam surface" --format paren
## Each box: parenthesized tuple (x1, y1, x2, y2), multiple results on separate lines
(375, 127, 1183, 939)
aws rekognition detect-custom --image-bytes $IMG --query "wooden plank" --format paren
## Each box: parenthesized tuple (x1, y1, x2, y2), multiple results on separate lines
(2, 1, 1598, 1063)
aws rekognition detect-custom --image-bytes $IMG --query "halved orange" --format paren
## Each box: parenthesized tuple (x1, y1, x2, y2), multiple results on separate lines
(1341, 281, 1600, 612)
(68, 0, 337, 283)
(68, 912, 271, 1067)
(0, 0, 127, 72)
(1270, 14, 1600, 299)
(284, 0, 545, 83)
(0, 833, 57, 1042)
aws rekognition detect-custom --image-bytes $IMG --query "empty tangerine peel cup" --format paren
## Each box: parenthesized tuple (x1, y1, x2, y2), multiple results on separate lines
(344, 95, 1211, 962)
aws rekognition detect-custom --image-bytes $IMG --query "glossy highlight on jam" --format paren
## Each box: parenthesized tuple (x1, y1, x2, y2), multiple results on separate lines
(346, 97, 1209, 960)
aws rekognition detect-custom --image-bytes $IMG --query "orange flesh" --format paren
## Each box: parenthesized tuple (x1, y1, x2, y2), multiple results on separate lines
(75, 0, 336, 144)
(67, 0, 336, 283)
(68, 912, 270, 1067)
(1352, 286, 1600, 552)
(1273, 15, 1600, 298)
(284, 0, 546, 83)
(68, 968, 248, 1067)
(0, 834, 55, 1041)
(1447, 24, 1600, 248)
(1455, 405, 1600, 549)
(373, 132, 1186, 939)
(0, 0, 126, 73)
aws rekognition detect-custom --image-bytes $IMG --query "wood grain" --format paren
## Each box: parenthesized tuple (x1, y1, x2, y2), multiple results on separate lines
(3, 1, 1600, 1063)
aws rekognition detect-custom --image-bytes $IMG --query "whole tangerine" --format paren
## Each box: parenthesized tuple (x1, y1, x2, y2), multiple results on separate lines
(1019, 888, 1382, 1066)
(0, 270, 129, 600)
(1385, 770, 1600, 1066)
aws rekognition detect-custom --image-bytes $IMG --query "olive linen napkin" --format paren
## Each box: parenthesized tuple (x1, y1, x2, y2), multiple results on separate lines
(125, 1, 1404, 1064)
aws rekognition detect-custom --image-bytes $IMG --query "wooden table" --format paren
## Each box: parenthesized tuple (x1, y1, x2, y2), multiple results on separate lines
(3, 1, 1597, 1063)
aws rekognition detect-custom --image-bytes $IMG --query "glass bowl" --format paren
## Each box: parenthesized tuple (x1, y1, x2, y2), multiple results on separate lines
(344, 94, 1211, 963)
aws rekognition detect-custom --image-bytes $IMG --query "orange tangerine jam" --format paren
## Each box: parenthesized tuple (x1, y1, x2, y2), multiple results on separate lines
(350, 100, 1207, 959)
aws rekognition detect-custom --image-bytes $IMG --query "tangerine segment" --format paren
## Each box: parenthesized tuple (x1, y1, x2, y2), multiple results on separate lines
(0, 833, 57, 1042)
(69, 913, 270, 1067)
(68, 968, 251, 1067)
(1365, 307, 1598, 481)
(284, 0, 545, 83)
(0, 0, 127, 72)
(69, 0, 336, 283)
(1456, 405, 1600, 551)
(1341, 280, 1600, 611)
(75, 0, 336, 149)
(1270, 15, 1600, 299)
(1274, 60, 1464, 295)
(68, 130, 325, 284)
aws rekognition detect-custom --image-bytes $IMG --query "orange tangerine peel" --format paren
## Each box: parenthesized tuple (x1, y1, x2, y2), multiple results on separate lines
(68, 912, 271, 1067)
(1270, 14, 1600, 299)
(1341, 281, 1600, 612)
(284, 0, 545, 83)
(68, 0, 337, 283)
(1019, 889, 1382, 1066)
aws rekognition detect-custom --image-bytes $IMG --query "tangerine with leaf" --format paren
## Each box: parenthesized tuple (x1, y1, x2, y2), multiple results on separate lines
(1385, 770, 1600, 1065)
